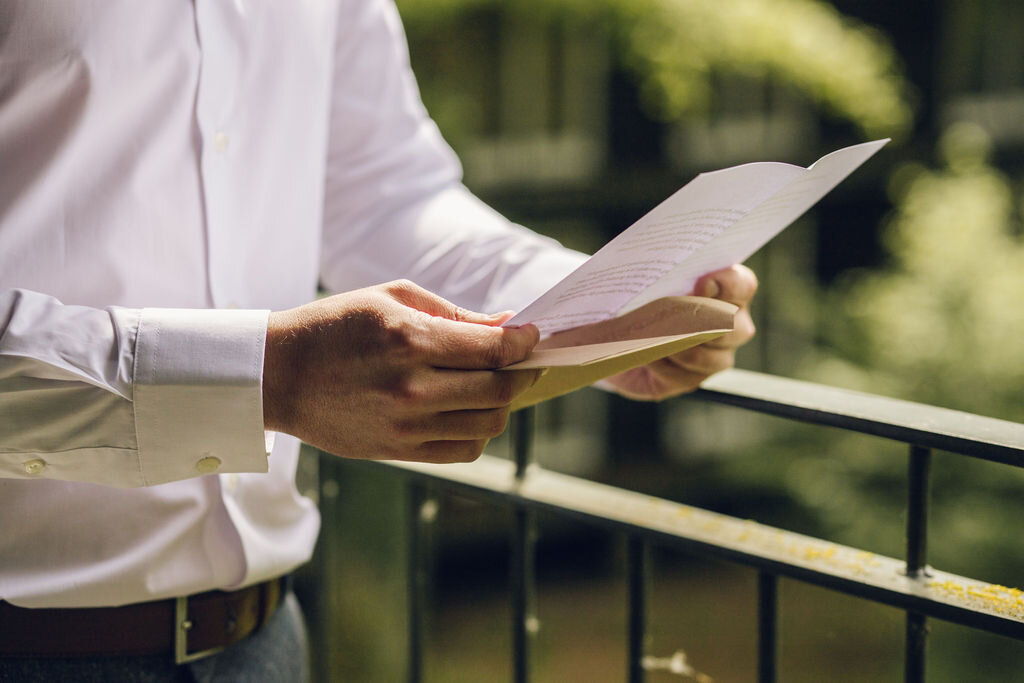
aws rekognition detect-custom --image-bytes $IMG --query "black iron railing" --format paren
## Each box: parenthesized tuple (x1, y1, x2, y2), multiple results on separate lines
(364, 368, 1024, 682)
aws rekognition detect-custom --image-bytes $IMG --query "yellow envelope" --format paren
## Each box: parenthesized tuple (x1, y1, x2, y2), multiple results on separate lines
(502, 296, 737, 410)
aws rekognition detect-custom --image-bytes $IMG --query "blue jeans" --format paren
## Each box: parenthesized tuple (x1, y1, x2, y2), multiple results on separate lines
(0, 592, 310, 683)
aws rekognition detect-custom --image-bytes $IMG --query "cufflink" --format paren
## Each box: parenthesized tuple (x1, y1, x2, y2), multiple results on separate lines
(195, 456, 222, 474)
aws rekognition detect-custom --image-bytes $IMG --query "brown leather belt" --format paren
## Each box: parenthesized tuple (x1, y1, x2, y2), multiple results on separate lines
(0, 576, 287, 664)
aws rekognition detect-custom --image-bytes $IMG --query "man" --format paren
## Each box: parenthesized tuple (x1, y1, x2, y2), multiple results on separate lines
(0, 0, 756, 680)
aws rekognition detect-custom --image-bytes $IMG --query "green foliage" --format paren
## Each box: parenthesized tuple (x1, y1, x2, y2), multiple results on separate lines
(819, 122, 1024, 423)
(397, 1, 1021, 674)
(793, 122, 1024, 627)
(397, 0, 913, 140)
(618, 0, 911, 139)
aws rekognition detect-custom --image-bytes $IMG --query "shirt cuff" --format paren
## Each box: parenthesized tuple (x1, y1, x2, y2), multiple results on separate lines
(133, 307, 271, 486)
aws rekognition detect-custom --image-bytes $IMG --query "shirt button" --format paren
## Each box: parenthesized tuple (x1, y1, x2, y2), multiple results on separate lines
(213, 131, 229, 153)
(196, 456, 222, 474)
(23, 458, 47, 475)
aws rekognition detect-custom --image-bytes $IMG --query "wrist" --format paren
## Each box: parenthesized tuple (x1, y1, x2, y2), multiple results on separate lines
(262, 310, 295, 433)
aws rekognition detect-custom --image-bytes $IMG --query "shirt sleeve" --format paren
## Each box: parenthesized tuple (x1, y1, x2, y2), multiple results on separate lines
(319, 0, 588, 314)
(0, 289, 271, 488)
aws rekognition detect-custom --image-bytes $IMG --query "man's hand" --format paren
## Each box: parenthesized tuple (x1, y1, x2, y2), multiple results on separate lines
(603, 264, 758, 400)
(262, 280, 541, 463)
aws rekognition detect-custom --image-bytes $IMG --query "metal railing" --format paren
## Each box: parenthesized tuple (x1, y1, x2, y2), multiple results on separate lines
(358, 368, 1024, 682)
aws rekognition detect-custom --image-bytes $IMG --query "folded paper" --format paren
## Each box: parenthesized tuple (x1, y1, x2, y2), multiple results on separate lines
(504, 296, 736, 410)
(499, 139, 888, 409)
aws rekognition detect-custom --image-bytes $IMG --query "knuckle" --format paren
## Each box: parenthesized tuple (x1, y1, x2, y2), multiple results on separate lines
(484, 408, 511, 438)
(383, 319, 411, 346)
(383, 321, 425, 359)
(390, 376, 422, 408)
(483, 335, 516, 368)
(456, 441, 486, 463)
(492, 375, 517, 405)
(388, 418, 416, 443)
(385, 279, 417, 298)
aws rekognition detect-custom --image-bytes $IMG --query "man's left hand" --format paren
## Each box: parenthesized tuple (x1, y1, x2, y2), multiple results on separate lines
(603, 264, 758, 400)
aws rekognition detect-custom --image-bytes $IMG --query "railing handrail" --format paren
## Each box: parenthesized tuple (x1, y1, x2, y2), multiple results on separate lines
(378, 454, 1024, 641)
(696, 369, 1024, 465)
(374, 368, 1024, 682)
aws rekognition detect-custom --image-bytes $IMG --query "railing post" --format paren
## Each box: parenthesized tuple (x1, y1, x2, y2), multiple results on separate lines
(513, 407, 534, 480)
(758, 571, 778, 683)
(905, 444, 931, 683)
(407, 482, 436, 683)
(627, 536, 649, 683)
(906, 445, 931, 576)
(512, 408, 537, 683)
(905, 613, 928, 683)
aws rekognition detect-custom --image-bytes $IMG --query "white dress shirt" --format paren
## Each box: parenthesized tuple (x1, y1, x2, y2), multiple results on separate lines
(0, 0, 585, 608)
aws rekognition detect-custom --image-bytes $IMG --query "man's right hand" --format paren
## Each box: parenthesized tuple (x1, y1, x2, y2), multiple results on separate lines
(262, 280, 540, 463)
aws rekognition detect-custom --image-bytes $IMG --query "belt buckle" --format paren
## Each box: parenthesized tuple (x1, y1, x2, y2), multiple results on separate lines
(175, 595, 227, 664)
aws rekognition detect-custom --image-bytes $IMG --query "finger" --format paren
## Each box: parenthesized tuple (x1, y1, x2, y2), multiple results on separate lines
(700, 308, 756, 350)
(385, 279, 508, 326)
(693, 264, 758, 307)
(395, 406, 512, 443)
(405, 438, 491, 464)
(644, 361, 707, 397)
(608, 362, 705, 400)
(489, 310, 518, 326)
(424, 318, 540, 370)
(664, 344, 736, 377)
(405, 368, 541, 411)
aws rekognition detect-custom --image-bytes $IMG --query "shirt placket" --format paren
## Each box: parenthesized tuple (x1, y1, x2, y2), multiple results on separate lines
(193, 0, 245, 309)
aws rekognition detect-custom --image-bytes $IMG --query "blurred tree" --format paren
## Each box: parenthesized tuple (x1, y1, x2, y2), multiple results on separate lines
(397, 0, 912, 141)
(817, 122, 1024, 423)
(311, 2, 1024, 681)
(803, 118, 1024, 588)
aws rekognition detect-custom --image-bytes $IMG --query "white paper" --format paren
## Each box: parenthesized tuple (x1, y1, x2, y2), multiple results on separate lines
(505, 139, 888, 336)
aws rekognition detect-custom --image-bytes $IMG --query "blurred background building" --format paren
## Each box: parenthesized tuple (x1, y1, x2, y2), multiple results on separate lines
(299, 1, 1024, 680)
